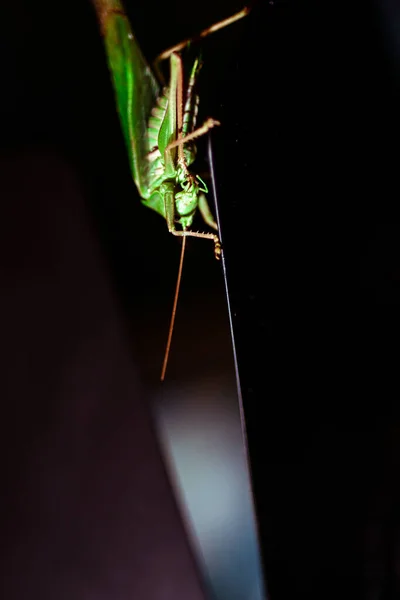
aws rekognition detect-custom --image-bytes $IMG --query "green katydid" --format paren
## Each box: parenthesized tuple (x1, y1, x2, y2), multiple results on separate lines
(91, 0, 249, 378)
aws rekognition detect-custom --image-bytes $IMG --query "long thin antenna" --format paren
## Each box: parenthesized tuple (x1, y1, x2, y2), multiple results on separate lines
(160, 51, 187, 382)
(160, 236, 186, 381)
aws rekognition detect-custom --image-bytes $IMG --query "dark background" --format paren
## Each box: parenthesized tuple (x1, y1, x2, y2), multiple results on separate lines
(1, 0, 400, 598)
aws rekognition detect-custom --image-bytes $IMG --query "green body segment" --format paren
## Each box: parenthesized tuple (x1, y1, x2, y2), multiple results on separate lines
(101, 10, 160, 196)
(94, 0, 215, 234)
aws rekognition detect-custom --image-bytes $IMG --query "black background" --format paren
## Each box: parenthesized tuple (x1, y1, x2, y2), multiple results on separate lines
(2, 0, 400, 598)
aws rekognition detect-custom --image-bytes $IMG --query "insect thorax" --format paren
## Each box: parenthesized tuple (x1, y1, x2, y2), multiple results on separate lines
(174, 169, 202, 228)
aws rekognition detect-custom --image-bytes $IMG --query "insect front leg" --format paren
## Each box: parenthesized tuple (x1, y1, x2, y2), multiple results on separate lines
(161, 183, 221, 259)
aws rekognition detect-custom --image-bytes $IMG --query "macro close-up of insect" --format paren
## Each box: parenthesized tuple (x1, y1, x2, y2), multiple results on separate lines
(91, 0, 250, 378)
(88, 6, 268, 598)
(4, 1, 398, 598)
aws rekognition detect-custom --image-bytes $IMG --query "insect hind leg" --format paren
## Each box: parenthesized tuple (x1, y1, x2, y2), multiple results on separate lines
(163, 184, 221, 259)
(154, 7, 250, 66)
(171, 229, 221, 260)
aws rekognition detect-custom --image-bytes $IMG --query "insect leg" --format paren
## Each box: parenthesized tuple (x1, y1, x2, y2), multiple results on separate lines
(162, 183, 221, 259)
(154, 7, 250, 66)
(172, 229, 222, 261)
(165, 118, 220, 154)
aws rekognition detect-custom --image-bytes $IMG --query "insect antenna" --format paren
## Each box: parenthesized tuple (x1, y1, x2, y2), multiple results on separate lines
(160, 236, 186, 381)
(160, 53, 187, 382)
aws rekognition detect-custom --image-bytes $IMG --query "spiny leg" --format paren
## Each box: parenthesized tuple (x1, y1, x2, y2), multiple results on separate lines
(161, 55, 219, 380)
(154, 6, 250, 67)
(168, 55, 220, 176)
(165, 118, 220, 153)
(182, 58, 201, 139)
(162, 183, 221, 259)
(171, 228, 221, 260)
(163, 53, 221, 259)
(160, 236, 186, 381)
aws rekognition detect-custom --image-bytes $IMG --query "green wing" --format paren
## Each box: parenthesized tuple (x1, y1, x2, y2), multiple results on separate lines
(95, 1, 160, 196)
(157, 53, 179, 178)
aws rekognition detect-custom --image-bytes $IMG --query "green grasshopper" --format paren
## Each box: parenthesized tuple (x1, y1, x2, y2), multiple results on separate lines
(92, 0, 248, 377)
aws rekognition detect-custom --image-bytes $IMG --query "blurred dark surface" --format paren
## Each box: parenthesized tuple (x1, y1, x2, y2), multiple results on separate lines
(0, 149, 209, 599)
(1, 0, 400, 598)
